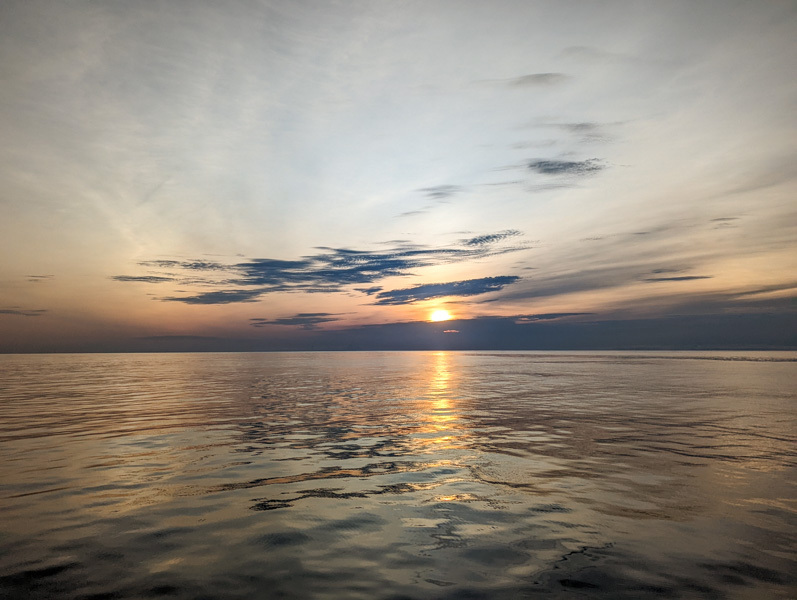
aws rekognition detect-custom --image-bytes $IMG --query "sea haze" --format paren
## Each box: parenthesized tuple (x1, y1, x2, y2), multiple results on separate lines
(0, 351, 795, 599)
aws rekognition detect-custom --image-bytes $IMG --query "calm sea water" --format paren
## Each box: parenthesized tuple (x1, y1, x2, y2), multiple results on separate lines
(0, 351, 794, 599)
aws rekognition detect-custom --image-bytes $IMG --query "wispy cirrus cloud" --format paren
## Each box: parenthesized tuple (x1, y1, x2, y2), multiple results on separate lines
(480, 261, 711, 305)
(27, 275, 54, 283)
(480, 73, 570, 87)
(250, 313, 340, 330)
(528, 159, 604, 176)
(397, 209, 427, 218)
(0, 308, 47, 317)
(560, 45, 675, 66)
(163, 289, 264, 305)
(464, 230, 521, 246)
(418, 185, 462, 200)
(373, 275, 520, 305)
(112, 275, 178, 283)
(643, 275, 712, 283)
(115, 231, 525, 305)
(546, 121, 621, 143)
(509, 72, 570, 86)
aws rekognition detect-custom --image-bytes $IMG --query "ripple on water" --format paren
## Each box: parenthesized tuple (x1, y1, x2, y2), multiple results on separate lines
(0, 351, 795, 599)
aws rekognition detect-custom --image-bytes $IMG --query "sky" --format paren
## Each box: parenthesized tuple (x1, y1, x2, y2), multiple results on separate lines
(1, 0, 796, 352)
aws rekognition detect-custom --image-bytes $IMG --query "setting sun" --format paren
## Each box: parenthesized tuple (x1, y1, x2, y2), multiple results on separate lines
(430, 310, 452, 322)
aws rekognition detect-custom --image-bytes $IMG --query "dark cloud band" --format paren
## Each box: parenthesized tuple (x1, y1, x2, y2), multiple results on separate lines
(114, 231, 525, 304)
(250, 313, 340, 330)
(528, 159, 603, 176)
(374, 276, 520, 305)
(0, 308, 47, 317)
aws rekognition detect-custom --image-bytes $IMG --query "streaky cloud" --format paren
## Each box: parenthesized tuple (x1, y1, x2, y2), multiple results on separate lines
(250, 313, 340, 330)
(509, 72, 569, 86)
(0, 308, 47, 317)
(528, 159, 603, 176)
(731, 283, 797, 298)
(514, 312, 592, 323)
(397, 209, 427, 218)
(374, 276, 520, 305)
(354, 286, 382, 296)
(112, 275, 177, 283)
(477, 73, 570, 87)
(117, 232, 527, 304)
(463, 230, 521, 246)
(559, 45, 674, 66)
(163, 289, 263, 304)
(27, 275, 54, 283)
(139, 259, 228, 271)
(644, 276, 712, 282)
(418, 185, 462, 200)
(552, 121, 617, 142)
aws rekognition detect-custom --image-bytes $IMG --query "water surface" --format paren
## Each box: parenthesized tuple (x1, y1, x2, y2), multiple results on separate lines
(0, 351, 795, 598)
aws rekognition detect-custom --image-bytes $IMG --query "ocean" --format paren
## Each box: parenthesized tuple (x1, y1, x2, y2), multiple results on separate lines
(0, 351, 794, 599)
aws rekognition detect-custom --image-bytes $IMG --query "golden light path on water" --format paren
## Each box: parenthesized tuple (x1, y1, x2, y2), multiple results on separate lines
(429, 351, 456, 450)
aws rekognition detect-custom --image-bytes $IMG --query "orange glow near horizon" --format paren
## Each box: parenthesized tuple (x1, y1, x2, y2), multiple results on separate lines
(429, 309, 452, 322)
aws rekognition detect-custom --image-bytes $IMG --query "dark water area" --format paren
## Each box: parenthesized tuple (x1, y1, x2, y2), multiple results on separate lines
(0, 351, 795, 599)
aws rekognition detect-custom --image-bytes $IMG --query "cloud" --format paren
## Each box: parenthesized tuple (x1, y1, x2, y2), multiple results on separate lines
(137, 335, 224, 342)
(477, 73, 570, 87)
(650, 268, 685, 274)
(514, 312, 592, 323)
(733, 283, 797, 298)
(561, 45, 620, 61)
(418, 185, 462, 200)
(479, 263, 675, 304)
(117, 232, 526, 304)
(509, 72, 570, 86)
(0, 308, 47, 317)
(643, 275, 712, 282)
(112, 275, 178, 283)
(560, 45, 657, 65)
(558, 122, 601, 133)
(250, 313, 340, 330)
(139, 260, 230, 271)
(545, 121, 622, 143)
(528, 159, 604, 176)
(354, 286, 382, 296)
(27, 275, 53, 283)
(463, 230, 521, 246)
(721, 156, 797, 196)
(374, 275, 521, 305)
(163, 289, 263, 304)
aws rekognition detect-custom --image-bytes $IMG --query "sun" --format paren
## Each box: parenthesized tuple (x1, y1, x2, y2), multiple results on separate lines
(430, 309, 452, 322)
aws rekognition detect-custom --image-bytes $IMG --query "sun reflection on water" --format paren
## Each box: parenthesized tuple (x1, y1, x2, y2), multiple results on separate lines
(425, 352, 460, 449)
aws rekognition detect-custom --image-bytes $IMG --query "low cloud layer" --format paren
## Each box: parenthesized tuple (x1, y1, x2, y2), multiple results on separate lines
(514, 312, 592, 323)
(250, 313, 340, 330)
(114, 231, 525, 305)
